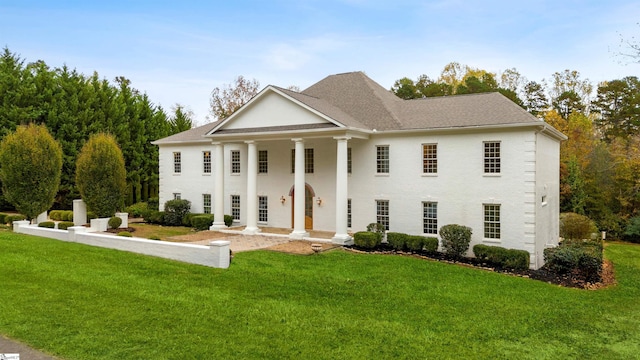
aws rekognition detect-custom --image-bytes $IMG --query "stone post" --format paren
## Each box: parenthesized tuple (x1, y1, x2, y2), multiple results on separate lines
(209, 240, 231, 269)
(36, 211, 48, 225)
(115, 212, 128, 228)
(73, 199, 87, 226)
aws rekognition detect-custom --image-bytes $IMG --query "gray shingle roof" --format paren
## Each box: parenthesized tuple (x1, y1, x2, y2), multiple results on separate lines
(154, 71, 548, 144)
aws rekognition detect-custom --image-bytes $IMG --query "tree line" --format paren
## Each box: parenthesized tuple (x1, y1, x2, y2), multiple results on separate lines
(0, 48, 190, 210)
(391, 62, 640, 239)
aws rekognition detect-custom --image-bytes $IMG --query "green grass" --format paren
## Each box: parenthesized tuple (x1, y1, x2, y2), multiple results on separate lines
(127, 222, 194, 240)
(1, 232, 640, 359)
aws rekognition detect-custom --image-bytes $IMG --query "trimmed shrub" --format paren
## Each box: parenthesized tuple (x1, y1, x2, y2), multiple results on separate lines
(439, 224, 472, 259)
(117, 231, 133, 237)
(504, 249, 530, 271)
(387, 232, 408, 251)
(366, 223, 386, 241)
(62, 210, 74, 222)
(406, 235, 426, 252)
(191, 214, 214, 231)
(182, 212, 199, 227)
(145, 210, 165, 225)
(224, 215, 234, 227)
(38, 221, 55, 228)
(423, 237, 439, 253)
(0, 213, 7, 224)
(474, 244, 529, 271)
(353, 231, 381, 249)
(58, 221, 74, 230)
(49, 210, 62, 221)
(164, 199, 191, 226)
(6, 214, 26, 224)
(125, 202, 149, 218)
(544, 240, 603, 282)
(108, 216, 122, 229)
(560, 212, 598, 240)
(147, 197, 159, 211)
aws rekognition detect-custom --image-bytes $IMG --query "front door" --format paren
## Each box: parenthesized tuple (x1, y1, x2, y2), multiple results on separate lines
(291, 184, 314, 229)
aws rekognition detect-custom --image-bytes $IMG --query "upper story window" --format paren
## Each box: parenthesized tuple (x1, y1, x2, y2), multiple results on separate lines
(231, 150, 241, 174)
(258, 150, 268, 174)
(173, 152, 181, 173)
(203, 151, 211, 173)
(484, 204, 501, 239)
(423, 144, 437, 174)
(484, 141, 501, 174)
(291, 148, 314, 174)
(347, 147, 352, 174)
(376, 145, 389, 174)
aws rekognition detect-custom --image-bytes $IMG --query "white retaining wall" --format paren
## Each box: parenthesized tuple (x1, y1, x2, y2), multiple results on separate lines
(13, 221, 230, 268)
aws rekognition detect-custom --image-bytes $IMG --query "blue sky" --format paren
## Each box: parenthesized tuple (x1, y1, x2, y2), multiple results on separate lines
(1, 0, 638, 124)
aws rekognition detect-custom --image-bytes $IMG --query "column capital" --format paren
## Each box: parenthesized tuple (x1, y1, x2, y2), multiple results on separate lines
(244, 140, 256, 145)
(211, 141, 223, 146)
(333, 136, 352, 141)
(291, 138, 304, 143)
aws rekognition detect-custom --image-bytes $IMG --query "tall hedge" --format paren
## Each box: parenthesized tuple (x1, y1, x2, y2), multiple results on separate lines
(75, 133, 127, 217)
(0, 124, 62, 219)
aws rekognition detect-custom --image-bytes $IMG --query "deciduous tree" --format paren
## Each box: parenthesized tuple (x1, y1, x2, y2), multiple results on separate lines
(209, 76, 260, 120)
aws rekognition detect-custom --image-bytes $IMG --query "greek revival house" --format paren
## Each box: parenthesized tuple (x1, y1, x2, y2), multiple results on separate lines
(153, 71, 566, 269)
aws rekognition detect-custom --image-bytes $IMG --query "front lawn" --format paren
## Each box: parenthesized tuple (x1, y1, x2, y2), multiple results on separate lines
(1, 232, 639, 359)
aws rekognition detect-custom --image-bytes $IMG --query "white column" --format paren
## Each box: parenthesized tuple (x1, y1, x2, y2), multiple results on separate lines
(210, 142, 226, 230)
(290, 138, 309, 239)
(333, 136, 352, 244)
(242, 141, 260, 234)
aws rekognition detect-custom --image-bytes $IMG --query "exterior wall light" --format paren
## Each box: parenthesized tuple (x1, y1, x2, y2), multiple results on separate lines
(316, 197, 322, 206)
(280, 196, 286, 204)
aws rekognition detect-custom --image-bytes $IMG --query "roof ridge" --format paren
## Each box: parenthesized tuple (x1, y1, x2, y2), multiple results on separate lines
(359, 73, 404, 128)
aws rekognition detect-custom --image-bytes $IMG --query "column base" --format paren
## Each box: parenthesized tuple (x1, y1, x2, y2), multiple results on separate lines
(289, 230, 310, 239)
(242, 226, 261, 235)
(332, 234, 353, 245)
(209, 222, 227, 231)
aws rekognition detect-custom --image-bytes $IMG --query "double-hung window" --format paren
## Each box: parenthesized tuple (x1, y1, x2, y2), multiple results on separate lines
(258, 196, 268, 222)
(231, 195, 241, 221)
(203, 151, 211, 173)
(376, 145, 389, 174)
(484, 141, 501, 174)
(290, 148, 314, 173)
(423, 144, 437, 174)
(203, 194, 211, 214)
(484, 204, 501, 239)
(423, 202, 438, 234)
(258, 150, 268, 174)
(231, 150, 241, 174)
(173, 152, 181, 173)
(376, 200, 389, 231)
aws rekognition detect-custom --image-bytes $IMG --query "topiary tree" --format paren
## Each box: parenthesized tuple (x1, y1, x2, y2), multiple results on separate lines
(75, 133, 127, 218)
(0, 124, 62, 220)
(439, 224, 473, 259)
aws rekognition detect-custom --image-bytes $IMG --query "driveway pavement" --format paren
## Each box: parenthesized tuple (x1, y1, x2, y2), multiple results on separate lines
(0, 335, 56, 359)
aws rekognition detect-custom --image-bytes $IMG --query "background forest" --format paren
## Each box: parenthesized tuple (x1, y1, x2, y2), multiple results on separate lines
(1, 47, 639, 239)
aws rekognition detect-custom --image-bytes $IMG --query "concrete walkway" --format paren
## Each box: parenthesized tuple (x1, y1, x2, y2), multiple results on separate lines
(0, 335, 57, 359)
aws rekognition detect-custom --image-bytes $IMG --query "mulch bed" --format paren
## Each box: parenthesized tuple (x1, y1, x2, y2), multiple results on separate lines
(344, 246, 616, 290)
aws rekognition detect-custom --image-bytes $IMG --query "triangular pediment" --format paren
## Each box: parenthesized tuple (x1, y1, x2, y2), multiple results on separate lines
(209, 87, 340, 134)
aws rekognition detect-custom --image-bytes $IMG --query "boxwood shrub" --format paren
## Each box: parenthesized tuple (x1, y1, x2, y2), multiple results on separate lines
(366, 223, 385, 242)
(354, 231, 381, 249)
(38, 221, 55, 228)
(58, 221, 75, 230)
(6, 214, 26, 224)
(62, 210, 74, 222)
(164, 199, 191, 226)
(191, 214, 214, 231)
(224, 215, 234, 227)
(144, 210, 165, 225)
(387, 232, 408, 251)
(118, 231, 133, 237)
(406, 235, 427, 252)
(0, 213, 8, 224)
(544, 240, 603, 282)
(108, 216, 122, 229)
(49, 210, 62, 221)
(423, 237, 439, 253)
(473, 244, 530, 271)
(440, 224, 472, 259)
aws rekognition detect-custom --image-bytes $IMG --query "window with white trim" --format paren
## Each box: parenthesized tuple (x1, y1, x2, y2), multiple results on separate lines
(173, 152, 181, 173)
(484, 204, 501, 239)
(290, 148, 314, 173)
(423, 144, 437, 174)
(484, 141, 501, 174)
(173, 193, 181, 200)
(423, 202, 438, 234)
(258, 196, 268, 222)
(231, 195, 241, 221)
(203, 194, 211, 214)
(376, 145, 389, 174)
(258, 150, 268, 174)
(231, 150, 241, 174)
(347, 147, 352, 174)
(376, 200, 389, 230)
(203, 151, 211, 173)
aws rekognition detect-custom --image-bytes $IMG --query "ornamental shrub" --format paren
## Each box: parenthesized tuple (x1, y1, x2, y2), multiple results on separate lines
(6, 214, 26, 224)
(623, 216, 640, 243)
(108, 216, 122, 229)
(366, 223, 386, 241)
(423, 237, 439, 253)
(0, 124, 62, 220)
(75, 133, 127, 218)
(560, 212, 598, 240)
(405, 235, 426, 252)
(0, 213, 7, 224)
(224, 215, 234, 227)
(117, 231, 133, 237)
(145, 210, 165, 225)
(439, 224, 472, 259)
(38, 221, 55, 228)
(147, 197, 159, 211)
(474, 244, 530, 271)
(62, 210, 74, 222)
(191, 214, 214, 231)
(544, 240, 603, 282)
(387, 232, 408, 251)
(58, 221, 74, 230)
(87, 211, 97, 222)
(49, 210, 62, 221)
(125, 202, 149, 218)
(164, 199, 191, 226)
(353, 231, 381, 249)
